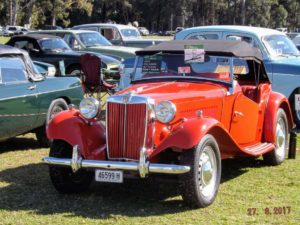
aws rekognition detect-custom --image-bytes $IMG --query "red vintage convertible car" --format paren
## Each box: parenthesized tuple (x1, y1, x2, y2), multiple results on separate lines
(43, 40, 296, 208)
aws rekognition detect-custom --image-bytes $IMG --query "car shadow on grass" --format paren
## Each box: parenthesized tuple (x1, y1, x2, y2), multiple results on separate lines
(221, 157, 266, 183)
(0, 134, 40, 154)
(0, 163, 190, 219)
(0, 157, 270, 219)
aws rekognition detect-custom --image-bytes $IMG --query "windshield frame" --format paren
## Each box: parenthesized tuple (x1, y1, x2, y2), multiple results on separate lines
(132, 53, 236, 89)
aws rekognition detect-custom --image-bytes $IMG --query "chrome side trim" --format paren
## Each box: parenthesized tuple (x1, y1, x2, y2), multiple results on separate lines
(0, 85, 81, 102)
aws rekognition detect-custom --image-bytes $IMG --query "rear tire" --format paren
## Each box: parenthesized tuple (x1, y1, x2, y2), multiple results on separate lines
(36, 98, 68, 147)
(263, 108, 288, 165)
(180, 134, 221, 208)
(49, 140, 93, 193)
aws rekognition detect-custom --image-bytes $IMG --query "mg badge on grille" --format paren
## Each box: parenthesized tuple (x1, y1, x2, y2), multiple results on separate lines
(122, 92, 134, 103)
(123, 95, 130, 103)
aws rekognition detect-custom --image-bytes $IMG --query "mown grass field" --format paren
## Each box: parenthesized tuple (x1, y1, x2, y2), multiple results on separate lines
(0, 133, 299, 225)
(0, 36, 9, 44)
(0, 33, 299, 224)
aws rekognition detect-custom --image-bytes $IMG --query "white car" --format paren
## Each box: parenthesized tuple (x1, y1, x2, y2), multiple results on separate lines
(138, 27, 149, 36)
(73, 23, 165, 47)
(0, 27, 13, 36)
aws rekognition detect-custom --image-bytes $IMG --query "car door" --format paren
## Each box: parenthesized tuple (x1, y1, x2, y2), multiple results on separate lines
(100, 27, 123, 45)
(0, 57, 39, 140)
(229, 93, 260, 145)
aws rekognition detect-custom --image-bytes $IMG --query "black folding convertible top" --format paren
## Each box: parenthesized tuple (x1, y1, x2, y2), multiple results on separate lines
(7, 33, 59, 41)
(136, 40, 262, 62)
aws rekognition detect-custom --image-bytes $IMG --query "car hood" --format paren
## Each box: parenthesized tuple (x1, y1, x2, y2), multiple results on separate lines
(121, 39, 166, 48)
(46, 50, 121, 66)
(87, 45, 139, 54)
(265, 57, 300, 75)
(117, 81, 227, 103)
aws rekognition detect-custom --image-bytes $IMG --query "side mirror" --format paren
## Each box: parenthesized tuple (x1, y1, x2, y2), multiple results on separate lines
(73, 44, 81, 50)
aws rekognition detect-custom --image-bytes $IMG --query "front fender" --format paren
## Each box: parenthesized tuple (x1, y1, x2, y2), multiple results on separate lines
(263, 92, 294, 143)
(153, 117, 226, 157)
(47, 109, 106, 160)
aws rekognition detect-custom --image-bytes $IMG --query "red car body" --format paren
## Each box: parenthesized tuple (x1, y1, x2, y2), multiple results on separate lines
(44, 40, 295, 208)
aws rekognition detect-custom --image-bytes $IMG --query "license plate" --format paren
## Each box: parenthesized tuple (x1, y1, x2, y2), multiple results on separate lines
(95, 169, 123, 183)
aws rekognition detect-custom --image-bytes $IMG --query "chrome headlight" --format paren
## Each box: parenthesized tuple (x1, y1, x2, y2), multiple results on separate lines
(79, 97, 100, 119)
(155, 101, 176, 123)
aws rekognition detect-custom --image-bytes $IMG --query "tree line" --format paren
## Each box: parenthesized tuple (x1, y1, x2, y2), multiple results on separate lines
(1, 0, 300, 32)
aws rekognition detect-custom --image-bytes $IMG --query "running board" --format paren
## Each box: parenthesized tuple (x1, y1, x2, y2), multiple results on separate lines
(243, 142, 275, 156)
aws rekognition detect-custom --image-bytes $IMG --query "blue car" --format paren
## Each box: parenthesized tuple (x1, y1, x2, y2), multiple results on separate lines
(175, 25, 300, 127)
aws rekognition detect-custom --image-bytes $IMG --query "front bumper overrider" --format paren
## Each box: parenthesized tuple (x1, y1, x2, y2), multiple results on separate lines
(42, 145, 190, 178)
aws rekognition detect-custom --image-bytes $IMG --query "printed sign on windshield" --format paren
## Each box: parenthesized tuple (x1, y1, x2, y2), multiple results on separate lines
(142, 55, 162, 73)
(184, 44, 205, 63)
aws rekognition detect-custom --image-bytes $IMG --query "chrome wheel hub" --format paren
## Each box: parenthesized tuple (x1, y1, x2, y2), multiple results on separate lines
(275, 117, 286, 159)
(198, 146, 217, 198)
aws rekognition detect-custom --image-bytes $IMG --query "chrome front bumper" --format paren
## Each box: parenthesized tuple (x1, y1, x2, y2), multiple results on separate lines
(42, 145, 190, 178)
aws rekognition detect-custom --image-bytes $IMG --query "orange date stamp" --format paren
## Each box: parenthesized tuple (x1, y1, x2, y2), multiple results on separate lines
(247, 206, 291, 216)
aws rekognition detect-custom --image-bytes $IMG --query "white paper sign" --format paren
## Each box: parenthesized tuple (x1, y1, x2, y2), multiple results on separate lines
(295, 94, 300, 110)
(184, 44, 205, 63)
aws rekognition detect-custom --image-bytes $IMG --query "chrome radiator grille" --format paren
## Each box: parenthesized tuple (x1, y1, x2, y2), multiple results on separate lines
(107, 101, 147, 160)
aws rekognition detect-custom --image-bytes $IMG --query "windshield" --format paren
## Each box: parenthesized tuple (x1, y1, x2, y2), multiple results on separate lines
(0, 57, 27, 83)
(77, 32, 112, 47)
(39, 38, 71, 51)
(263, 34, 299, 56)
(121, 28, 141, 39)
(133, 53, 249, 83)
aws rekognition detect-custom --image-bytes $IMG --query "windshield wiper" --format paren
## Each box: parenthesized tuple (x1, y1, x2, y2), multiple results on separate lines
(86, 44, 102, 47)
(285, 53, 300, 57)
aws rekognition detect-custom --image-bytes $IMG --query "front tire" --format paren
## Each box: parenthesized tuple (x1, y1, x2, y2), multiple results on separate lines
(263, 108, 288, 165)
(180, 134, 221, 208)
(49, 140, 93, 193)
(66, 65, 82, 76)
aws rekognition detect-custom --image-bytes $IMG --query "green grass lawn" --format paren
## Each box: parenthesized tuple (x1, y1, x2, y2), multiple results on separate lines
(0, 36, 10, 44)
(0, 133, 299, 225)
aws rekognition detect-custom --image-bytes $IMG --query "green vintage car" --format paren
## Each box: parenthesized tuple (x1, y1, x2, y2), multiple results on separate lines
(30, 30, 139, 60)
(0, 44, 84, 146)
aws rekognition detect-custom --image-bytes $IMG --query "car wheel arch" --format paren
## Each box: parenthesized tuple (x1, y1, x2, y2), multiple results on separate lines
(47, 109, 106, 159)
(263, 92, 294, 143)
(66, 63, 82, 75)
(288, 88, 300, 128)
(152, 118, 240, 160)
(56, 96, 71, 105)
